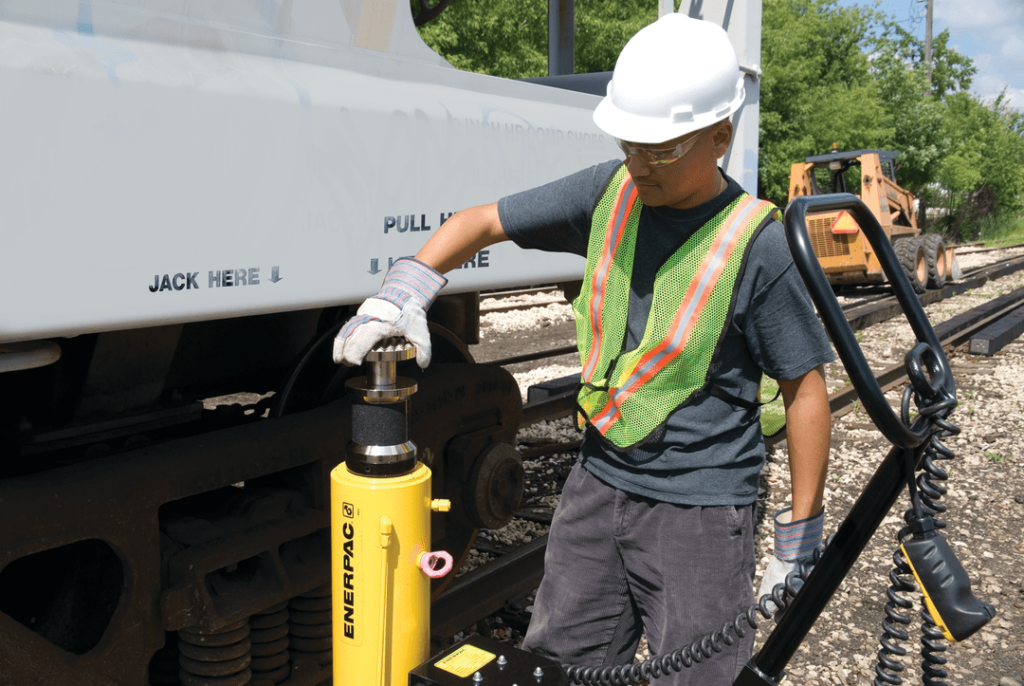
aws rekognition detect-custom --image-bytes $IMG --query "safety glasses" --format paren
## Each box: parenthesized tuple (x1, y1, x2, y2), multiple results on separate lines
(616, 128, 708, 167)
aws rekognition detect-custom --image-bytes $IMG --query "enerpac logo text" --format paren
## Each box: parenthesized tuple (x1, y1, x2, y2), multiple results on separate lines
(341, 506, 357, 641)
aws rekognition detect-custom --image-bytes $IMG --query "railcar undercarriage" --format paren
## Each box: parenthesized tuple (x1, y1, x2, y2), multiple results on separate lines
(0, 297, 523, 686)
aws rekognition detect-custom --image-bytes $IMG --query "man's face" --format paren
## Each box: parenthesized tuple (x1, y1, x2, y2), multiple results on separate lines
(620, 122, 733, 209)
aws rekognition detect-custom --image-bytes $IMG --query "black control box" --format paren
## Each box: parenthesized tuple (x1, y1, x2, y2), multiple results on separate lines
(409, 634, 568, 686)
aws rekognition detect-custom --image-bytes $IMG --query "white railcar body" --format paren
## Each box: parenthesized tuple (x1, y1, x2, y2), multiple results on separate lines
(0, 0, 618, 344)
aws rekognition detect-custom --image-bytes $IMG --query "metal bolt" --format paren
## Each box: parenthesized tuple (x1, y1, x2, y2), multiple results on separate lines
(497, 655, 508, 667)
(533, 666, 544, 678)
(473, 672, 483, 682)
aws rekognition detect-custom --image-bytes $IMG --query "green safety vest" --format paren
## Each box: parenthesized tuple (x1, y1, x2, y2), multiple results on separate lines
(573, 165, 782, 448)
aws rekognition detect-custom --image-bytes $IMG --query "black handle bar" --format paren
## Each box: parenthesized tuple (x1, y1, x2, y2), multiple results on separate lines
(734, 195, 960, 685)
(783, 194, 955, 448)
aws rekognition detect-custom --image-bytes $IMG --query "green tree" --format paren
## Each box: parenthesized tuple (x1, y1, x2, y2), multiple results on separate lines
(415, 0, 548, 78)
(575, 1, 657, 74)
(866, 23, 975, 227)
(876, 24, 975, 99)
(937, 92, 1024, 239)
(414, 0, 657, 78)
(758, 0, 890, 204)
(867, 41, 947, 207)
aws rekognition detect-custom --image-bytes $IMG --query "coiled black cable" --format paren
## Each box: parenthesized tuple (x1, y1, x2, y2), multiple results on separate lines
(873, 541, 915, 686)
(917, 400, 958, 686)
(563, 542, 829, 685)
(920, 609, 950, 686)
(873, 387, 959, 686)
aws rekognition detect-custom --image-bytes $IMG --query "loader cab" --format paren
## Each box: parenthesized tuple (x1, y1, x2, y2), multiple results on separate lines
(802, 148, 898, 196)
(786, 146, 934, 292)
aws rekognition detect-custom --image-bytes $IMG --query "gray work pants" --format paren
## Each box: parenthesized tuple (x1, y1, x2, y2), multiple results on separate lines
(523, 463, 757, 686)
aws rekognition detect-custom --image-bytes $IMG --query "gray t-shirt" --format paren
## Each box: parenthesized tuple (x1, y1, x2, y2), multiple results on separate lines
(498, 160, 835, 506)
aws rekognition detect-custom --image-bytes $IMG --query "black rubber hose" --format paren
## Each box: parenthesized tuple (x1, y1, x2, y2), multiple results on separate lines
(563, 541, 831, 685)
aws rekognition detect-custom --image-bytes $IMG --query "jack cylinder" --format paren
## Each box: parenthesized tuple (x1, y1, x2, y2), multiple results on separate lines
(333, 338, 451, 686)
(332, 463, 434, 686)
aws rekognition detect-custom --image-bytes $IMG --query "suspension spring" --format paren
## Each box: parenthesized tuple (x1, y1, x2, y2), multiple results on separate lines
(149, 632, 181, 686)
(249, 602, 291, 685)
(288, 584, 334, 667)
(178, 618, 252, 686)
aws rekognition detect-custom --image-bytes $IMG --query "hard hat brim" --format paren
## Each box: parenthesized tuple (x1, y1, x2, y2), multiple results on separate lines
(593, 77, 746, 144)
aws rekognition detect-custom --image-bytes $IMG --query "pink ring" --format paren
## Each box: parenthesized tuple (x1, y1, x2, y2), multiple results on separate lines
(418, 551, 453, 578)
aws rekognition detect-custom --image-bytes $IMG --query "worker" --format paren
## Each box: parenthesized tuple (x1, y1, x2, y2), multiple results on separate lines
(334, 13, 834, 685)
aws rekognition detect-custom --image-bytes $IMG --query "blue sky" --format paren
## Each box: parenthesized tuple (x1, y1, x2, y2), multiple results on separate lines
(834, 0, 1024, 110)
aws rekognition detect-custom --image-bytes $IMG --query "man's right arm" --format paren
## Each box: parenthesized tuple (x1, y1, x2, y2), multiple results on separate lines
(332, 202, 510, 367)
(334, 163, 608, 367)
(416, 202, 510, 275)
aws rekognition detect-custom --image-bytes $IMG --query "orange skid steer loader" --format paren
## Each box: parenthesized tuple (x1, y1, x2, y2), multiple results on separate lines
(787, 148, 956, 293)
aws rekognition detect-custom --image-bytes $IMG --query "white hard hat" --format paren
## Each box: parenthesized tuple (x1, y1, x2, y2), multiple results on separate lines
(593, 13, 745, 144)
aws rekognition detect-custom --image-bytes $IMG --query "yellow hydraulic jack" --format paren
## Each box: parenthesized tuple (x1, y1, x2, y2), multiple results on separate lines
(332, 338, 453, 686)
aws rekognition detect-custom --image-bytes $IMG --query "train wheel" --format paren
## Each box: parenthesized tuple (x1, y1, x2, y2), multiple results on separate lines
(894, 237, 927, 294)
(395, 326, 484, 597)
(394, 335, 523, 597)
(921, 234, 947, 289)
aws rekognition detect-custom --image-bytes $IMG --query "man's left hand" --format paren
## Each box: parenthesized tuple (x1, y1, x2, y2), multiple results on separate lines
(756, 506, 824, 610)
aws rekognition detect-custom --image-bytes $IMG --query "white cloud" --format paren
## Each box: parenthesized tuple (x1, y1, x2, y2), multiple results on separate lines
(999, 34, 1024, 72)
(931, 0, 1024, 111)
(973, 77, 1024, 110)
(1000, 86, 1024, 110)
(934, 0, 1024, 33)
(967, 53, 1023, 109)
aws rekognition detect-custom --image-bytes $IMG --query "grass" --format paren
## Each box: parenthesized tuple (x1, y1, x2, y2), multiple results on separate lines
(977, 208, 1024, 247)
(985, 451, 1005, 463)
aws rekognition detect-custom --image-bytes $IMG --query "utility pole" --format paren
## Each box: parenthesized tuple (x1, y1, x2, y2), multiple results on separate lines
(923, 0, 933, 89)
(547, 0, 574, 76)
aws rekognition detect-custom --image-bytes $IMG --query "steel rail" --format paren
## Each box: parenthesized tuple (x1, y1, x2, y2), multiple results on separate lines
(953, 241, 1024, 255)
(768, 283, 1024, 451)
(480, 299, 569, 315)
(481, 255, 1024, 375)
(511, 256, 1024, 433)
(489, 345, 579, 368)
(479, 285, 568, 314)
(480, 285, 562, 300)
(431, 536, 548, 642)
(842, 254, 1024, 332)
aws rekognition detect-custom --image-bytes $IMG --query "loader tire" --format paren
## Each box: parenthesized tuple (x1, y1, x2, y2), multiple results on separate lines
(894, 237, 927, 294)
(922, 233, 948, 289)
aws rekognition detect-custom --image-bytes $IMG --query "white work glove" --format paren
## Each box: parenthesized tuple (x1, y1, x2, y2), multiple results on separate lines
(333, 258, 447, 368)
(756, 506, 824, 612)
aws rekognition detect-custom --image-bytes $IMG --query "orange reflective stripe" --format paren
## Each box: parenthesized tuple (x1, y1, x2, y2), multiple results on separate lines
(590, 197, 773, 434)
(582, 175, 639, 382)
